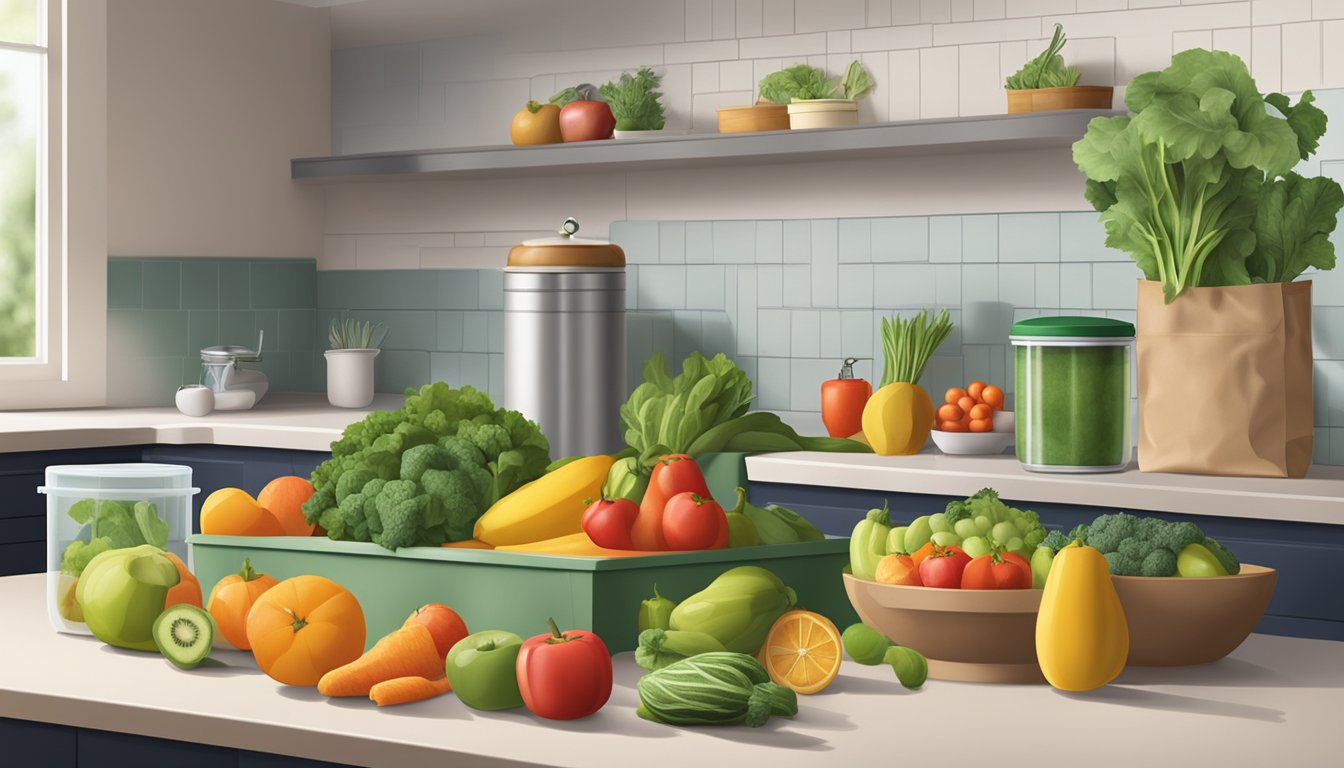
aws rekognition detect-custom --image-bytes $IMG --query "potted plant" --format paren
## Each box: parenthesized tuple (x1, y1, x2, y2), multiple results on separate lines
(600, 67, 667, 139)
(756, 61, 873, 129)
(1004, 23, 1112, 113)
(1073, 48, 1341, 478)
(324, 318, 386, 409)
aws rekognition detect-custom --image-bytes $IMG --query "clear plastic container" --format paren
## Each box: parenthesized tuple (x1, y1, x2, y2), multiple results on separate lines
(1011, 316, 1135, 473)
(39, 464, 199, 635)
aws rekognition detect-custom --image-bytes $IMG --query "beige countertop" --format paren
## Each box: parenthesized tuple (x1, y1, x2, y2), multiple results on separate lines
(745, 452, 1344, 526)
(0, 394, 402, 454)
(0, 573, 1337, 767)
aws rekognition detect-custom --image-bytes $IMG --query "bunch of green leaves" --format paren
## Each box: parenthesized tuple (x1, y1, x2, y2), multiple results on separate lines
(759, 61, 874, 103)
(1005, 23, 1080, 90)
(1073, 49, 1342, 303)
(599, 67, 667, 131)
(60, 499, 168, 576)
(620, 352, 869, 460)
(302, 382, 551, 550)
(879, 309, 954, 386)
(328, 318, 387, 350)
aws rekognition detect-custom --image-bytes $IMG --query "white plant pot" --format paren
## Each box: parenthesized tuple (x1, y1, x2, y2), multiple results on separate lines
(325, 348, 379, 408)
(787, 99, 859, 129)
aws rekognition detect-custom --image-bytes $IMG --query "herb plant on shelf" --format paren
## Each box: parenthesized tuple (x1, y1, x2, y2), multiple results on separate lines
(1004, 23, 1112, 113)
(600, 67, 667, 137)
(758, 61, 874, 129)
(324, 318, 387, 409)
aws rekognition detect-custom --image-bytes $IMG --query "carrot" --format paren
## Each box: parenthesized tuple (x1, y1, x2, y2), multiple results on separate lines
(317, 623, 443, 697)
(440, 539, 494, 550)
(369, 675, 453, 707)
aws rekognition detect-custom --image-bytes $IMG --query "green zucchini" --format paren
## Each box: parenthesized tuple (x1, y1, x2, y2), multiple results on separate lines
(635, 652, 798, 728)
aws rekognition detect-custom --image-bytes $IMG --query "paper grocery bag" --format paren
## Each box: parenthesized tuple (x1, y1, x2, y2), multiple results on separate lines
(1137, 280, 1314, 478)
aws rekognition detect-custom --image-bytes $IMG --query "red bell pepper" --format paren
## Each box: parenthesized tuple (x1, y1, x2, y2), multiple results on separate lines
(581, 497, 640, 550)
(961, 550, 1032, 590)
(661, 492, 729, 551)
(515, 618, 612, 720)
(630, 454, 710, 551)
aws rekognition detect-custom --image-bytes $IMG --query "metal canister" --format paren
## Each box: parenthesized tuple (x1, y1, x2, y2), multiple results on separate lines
(504, 218, 626, 458)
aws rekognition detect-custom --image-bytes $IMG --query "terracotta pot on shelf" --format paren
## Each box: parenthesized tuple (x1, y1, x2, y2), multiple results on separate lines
(716, 101, 790, 133)
(1006, 85, 1114, 113)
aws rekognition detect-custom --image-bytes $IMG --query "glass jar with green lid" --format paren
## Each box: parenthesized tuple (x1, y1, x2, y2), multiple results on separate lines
(1010, 316, 1135, 473)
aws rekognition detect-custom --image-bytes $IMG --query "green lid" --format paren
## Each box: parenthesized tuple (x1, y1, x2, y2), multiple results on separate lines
(1009, 315, 1135, 338)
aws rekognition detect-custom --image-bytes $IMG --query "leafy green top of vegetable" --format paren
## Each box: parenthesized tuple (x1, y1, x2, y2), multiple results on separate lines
(60, 499, 168, 577)
(879, 309, 954, 386)
(1005, 23, 1080, 90)
(301, 382, 550, 550)
(758, 60, 873, 104)
(599, 67, 666, 131)
(549, 83, 602, 107)
(1073, 49, 1341, 302)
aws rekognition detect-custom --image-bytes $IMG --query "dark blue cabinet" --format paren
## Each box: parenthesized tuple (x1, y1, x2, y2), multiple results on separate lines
(749, 482, 1344, 642)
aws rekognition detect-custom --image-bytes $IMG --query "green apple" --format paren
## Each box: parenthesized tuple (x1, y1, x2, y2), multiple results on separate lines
(76, 544, 180, 652)
(445, 630, 525, 711)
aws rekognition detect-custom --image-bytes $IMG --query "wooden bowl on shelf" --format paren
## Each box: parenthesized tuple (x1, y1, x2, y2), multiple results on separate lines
(1006, 85, 1114, 113)
(716, 103, 790, 133)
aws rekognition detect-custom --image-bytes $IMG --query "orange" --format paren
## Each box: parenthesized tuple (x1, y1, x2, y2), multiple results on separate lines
(163, 552, 202, 608)
(246, 575, 365, 686)
(760, 610, 843, 695)
(258, 476, 316, 536)
(200, 488, 284, 536)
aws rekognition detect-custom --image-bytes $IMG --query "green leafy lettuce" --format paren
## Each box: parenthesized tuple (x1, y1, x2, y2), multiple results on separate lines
(60, 499, 168, 577)
(1072, 49, 1342, 302)
(301, 382, 550, 550)
(600, 67, 666, 131)
(1005, 23, 1080, 90)
(758, 61, 873, 104)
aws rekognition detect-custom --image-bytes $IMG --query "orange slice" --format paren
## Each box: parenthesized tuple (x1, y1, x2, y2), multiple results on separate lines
(761, 610, 843, 695)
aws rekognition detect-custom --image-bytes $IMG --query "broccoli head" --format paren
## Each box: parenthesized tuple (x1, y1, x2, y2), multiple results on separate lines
(1151, 521, 1205, 554)
(302, 486, 337, 527)
(1104, 550, 1141, 576)
(1038, 529, 1070, 553)
(1140, 548, 1179, 577)
(458, 420, 512, 458)
(371, 479, 429, 551)
(1201, 537, 1240, 575)
(439, 435, 485, 468)
(401, 443, 456, 484)
(1066, 523, 1090, 542)
(335, 468, 377, 504)
(1085, 513, 1140, 554)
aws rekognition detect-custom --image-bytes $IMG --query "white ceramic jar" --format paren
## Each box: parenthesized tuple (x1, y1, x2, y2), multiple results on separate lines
(325, 348, 380, 408)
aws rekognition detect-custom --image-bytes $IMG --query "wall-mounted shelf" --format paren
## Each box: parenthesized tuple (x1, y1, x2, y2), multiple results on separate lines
(293, 110, 1123, 182)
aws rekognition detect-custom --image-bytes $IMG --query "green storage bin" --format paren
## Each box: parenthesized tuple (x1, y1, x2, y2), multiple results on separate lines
(189, 535, 857, 654)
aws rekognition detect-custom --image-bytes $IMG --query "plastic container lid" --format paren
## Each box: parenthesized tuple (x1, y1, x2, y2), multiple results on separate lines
(1010, 315, 1135, 340)
(38, 463, 199, 497)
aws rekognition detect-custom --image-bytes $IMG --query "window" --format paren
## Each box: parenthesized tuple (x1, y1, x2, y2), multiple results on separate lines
(0, 0, 106, 408)
(0, 0, 42, 360)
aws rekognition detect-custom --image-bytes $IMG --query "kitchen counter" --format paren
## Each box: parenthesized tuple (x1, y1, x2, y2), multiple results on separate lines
(0, 573, 1337, 767)
(0, 394, 403, 454)
(746, 452, 1344, 526)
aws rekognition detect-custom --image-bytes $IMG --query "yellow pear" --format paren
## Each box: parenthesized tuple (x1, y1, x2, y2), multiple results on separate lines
(1035, 541, 1129, 691)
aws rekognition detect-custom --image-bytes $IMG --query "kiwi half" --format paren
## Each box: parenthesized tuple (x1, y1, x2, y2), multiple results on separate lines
(153, 604, 214, 670)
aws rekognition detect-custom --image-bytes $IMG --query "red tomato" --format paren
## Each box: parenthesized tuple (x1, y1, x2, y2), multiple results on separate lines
(516, 618, 612, 720)
(662, 492, 729, 550)
(821, 378, 872, 438)
(559, 100, 615, 142)
(631, 455, 710, 551)
(581, 497, 640, 550)
(917, 543, 972, 588)
(960, 552, 1031, 589)
(402, 604, 469, 659)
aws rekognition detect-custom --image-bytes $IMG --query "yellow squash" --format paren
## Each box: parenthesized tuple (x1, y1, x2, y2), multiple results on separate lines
(861, 382, 934, 456)
(495, 531, 659, 558)
(1035, 541, 1129, 691)
(472, 455, 614, 546)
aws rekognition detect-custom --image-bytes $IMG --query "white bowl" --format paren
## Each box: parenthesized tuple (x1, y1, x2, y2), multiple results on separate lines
(931, 411, 1015, 455)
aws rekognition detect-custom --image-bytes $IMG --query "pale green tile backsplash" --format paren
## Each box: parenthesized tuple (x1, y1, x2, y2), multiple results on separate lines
(106, 258, 319, 406)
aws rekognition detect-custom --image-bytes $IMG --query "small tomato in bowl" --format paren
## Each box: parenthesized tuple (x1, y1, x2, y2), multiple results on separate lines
(918, 543, 972, 588)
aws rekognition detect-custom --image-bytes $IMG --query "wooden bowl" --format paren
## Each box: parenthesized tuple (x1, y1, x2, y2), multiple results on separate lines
(1006, 85, 1114, 113)
(716, 103, 790, 133)
(1112, 564, 1277, 666)
(843, 563, 1277, 683)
